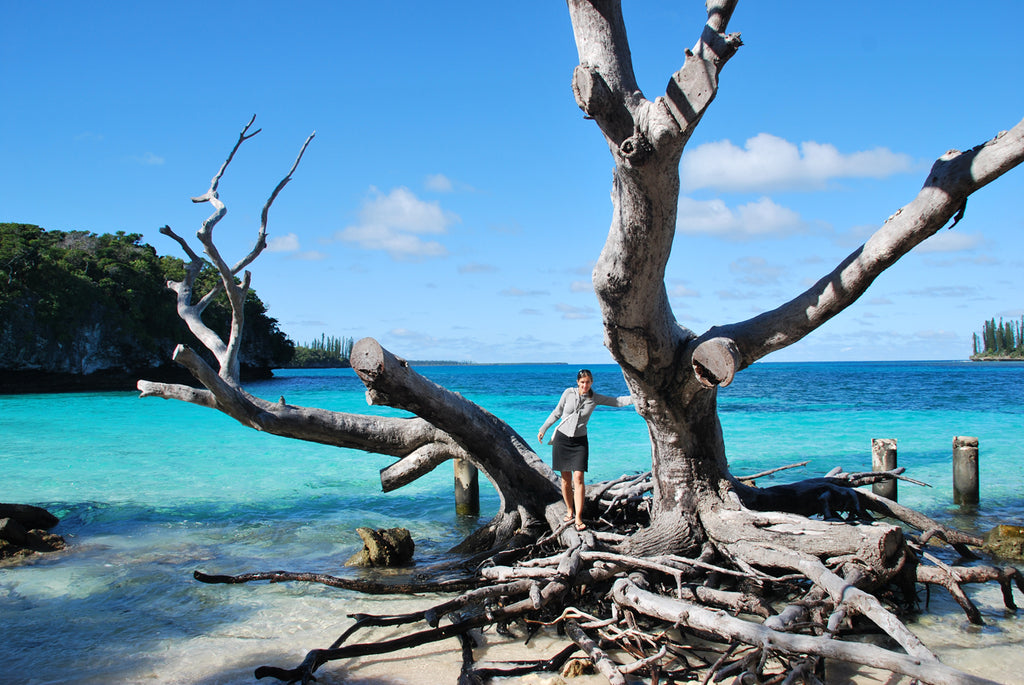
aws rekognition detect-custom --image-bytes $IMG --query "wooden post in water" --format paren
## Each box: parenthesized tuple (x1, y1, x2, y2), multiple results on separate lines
(952, 436, 979, 506)
(871, 438, 898, 501)
(454, 458, 480, 516)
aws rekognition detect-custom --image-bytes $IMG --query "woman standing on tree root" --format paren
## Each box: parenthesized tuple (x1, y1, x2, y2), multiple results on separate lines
(538, 369, 633, 531)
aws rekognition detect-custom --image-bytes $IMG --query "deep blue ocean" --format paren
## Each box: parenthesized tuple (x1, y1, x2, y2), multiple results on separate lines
(2, 361, 1023, 684)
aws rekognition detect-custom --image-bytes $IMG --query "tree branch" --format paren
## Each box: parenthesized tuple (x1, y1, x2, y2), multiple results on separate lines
(612, 578, 1002, 685)
(714, 118, 1024, 369)
(166, 116, 314, 382)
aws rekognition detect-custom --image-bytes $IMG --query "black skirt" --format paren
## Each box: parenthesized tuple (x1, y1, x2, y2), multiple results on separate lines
(552, 431, 589, 472)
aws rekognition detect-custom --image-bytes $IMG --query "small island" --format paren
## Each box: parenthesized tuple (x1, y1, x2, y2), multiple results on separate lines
(970, 316, 1023, 361)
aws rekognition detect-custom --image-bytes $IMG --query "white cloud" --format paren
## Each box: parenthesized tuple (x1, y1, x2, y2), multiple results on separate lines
(266, 233, 326, 260)
(668, 283, 699, 299)
(458, 262, 498, 274)
(335, 186, 459, 260)
(729, 256, 784, 286)
(914, 231, 983, 253)
(681, 133, 914, 192)
(131, 151, 165, 165)
(902, 285, 980, 299)
(289, 251, 327, 261)
(556, 303, 595, 320)
(425, 173, 454, 192)
(267, 232, 300, 252)
(676, 196, 805, 239)
(570, 280, 593, 293)
(502, 286, 549, 297)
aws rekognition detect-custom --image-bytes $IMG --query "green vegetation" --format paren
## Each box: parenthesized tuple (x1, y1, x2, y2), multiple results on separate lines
(971, 316, 1024, 360)
(289, 334, 353, 368)
(0, 223, 293, 379)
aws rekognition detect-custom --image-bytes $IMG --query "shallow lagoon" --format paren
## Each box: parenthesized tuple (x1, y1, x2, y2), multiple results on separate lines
(2, 361, 1023, 683)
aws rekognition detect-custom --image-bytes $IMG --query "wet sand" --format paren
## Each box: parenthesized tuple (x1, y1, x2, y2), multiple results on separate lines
(129, 581, 1022, 685)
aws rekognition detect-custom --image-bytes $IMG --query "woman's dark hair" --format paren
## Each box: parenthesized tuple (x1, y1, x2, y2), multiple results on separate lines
(577, 368, 593, 380)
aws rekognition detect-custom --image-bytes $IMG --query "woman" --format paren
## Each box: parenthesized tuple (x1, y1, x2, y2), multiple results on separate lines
(537, 369, 633, 531)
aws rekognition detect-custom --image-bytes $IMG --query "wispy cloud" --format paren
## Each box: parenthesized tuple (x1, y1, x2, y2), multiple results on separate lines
(334, 186, 459, 260)
(914, 231, 983, 253)
(676, 196, 806, 240)
(556, 303, 595, 320)
(902, 285, 982, 299)
(130, 152, 165, 165)
(458, 262, 498, 274)
(501, 286, 549, 297)
(425, 173, 475, 193)
(425, 173, 454, 192)
(267, 233, 301, 252)
(681, 133, 915, 192)
(668, 283, 699, 299)
(729, 256, 785, 286)
(267, 232, 326, 260)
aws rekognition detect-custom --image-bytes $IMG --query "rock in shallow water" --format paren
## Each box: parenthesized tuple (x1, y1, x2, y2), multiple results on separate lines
(0, 503, 65, 563)
(345, 527, 415, 567)
(982, 524, 1024, 560)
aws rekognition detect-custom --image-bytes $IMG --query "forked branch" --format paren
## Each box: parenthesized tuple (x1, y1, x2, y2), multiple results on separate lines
(163, 116, 315, 382)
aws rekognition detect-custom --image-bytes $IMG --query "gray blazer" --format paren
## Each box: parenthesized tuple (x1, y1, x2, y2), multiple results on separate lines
(540, 387, 633, 441)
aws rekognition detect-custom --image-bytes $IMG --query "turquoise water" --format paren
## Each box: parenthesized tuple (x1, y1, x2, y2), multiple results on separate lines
(2, 361, 1023, 684)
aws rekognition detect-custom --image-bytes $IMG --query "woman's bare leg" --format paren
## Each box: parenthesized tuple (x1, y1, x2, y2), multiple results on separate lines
(572, 470, 586, 527)
(560, 471, 575, 519)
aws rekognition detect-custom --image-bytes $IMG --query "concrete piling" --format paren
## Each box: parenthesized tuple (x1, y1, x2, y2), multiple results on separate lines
(952, 436, 980, 506)
(454, 457, 480, 516)
(871, 438, 898, 501)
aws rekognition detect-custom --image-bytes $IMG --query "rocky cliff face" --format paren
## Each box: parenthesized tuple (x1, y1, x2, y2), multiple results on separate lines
(1, 225, 293, 392)
(0, 299, 277, 392)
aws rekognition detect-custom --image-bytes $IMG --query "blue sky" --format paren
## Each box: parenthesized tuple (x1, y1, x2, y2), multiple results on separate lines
(3, 2, 1022, 364)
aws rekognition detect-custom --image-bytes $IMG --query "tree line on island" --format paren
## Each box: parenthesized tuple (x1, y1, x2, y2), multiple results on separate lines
(291, 333, 353, 368)
(0, 222, 331, 390)
(972, 316, 1024, 360)
(0, 223, 485, 389)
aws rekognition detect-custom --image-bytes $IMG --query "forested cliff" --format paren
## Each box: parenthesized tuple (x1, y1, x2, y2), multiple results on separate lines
(0, 223, 293, 392)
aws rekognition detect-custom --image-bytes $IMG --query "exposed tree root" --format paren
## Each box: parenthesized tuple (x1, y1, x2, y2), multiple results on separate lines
(223, 473, 1021, 685)
(193, 570, 481, 595)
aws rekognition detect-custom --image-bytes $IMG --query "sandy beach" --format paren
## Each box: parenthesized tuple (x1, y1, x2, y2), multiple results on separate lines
(113, 580, 1022, 685)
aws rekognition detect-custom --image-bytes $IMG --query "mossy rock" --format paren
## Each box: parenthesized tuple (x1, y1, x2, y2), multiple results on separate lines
(982, 524, 1024, 561)
(560, 658, 595, 677)
(345, 527, 415, 567)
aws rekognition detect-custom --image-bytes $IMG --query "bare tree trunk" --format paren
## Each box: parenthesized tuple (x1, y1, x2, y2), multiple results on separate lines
(567, 0, 1024, 561)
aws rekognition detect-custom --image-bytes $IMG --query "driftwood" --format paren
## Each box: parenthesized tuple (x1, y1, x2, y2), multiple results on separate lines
(135, 2, 1024, 683)
(196, 491, 1021, 684)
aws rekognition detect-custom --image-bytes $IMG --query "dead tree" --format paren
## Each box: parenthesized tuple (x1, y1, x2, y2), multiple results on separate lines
(139, 3, 1024, 683)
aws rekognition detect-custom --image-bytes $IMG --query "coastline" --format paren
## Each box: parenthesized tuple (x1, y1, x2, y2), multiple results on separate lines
(0, 365, 274, 394)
